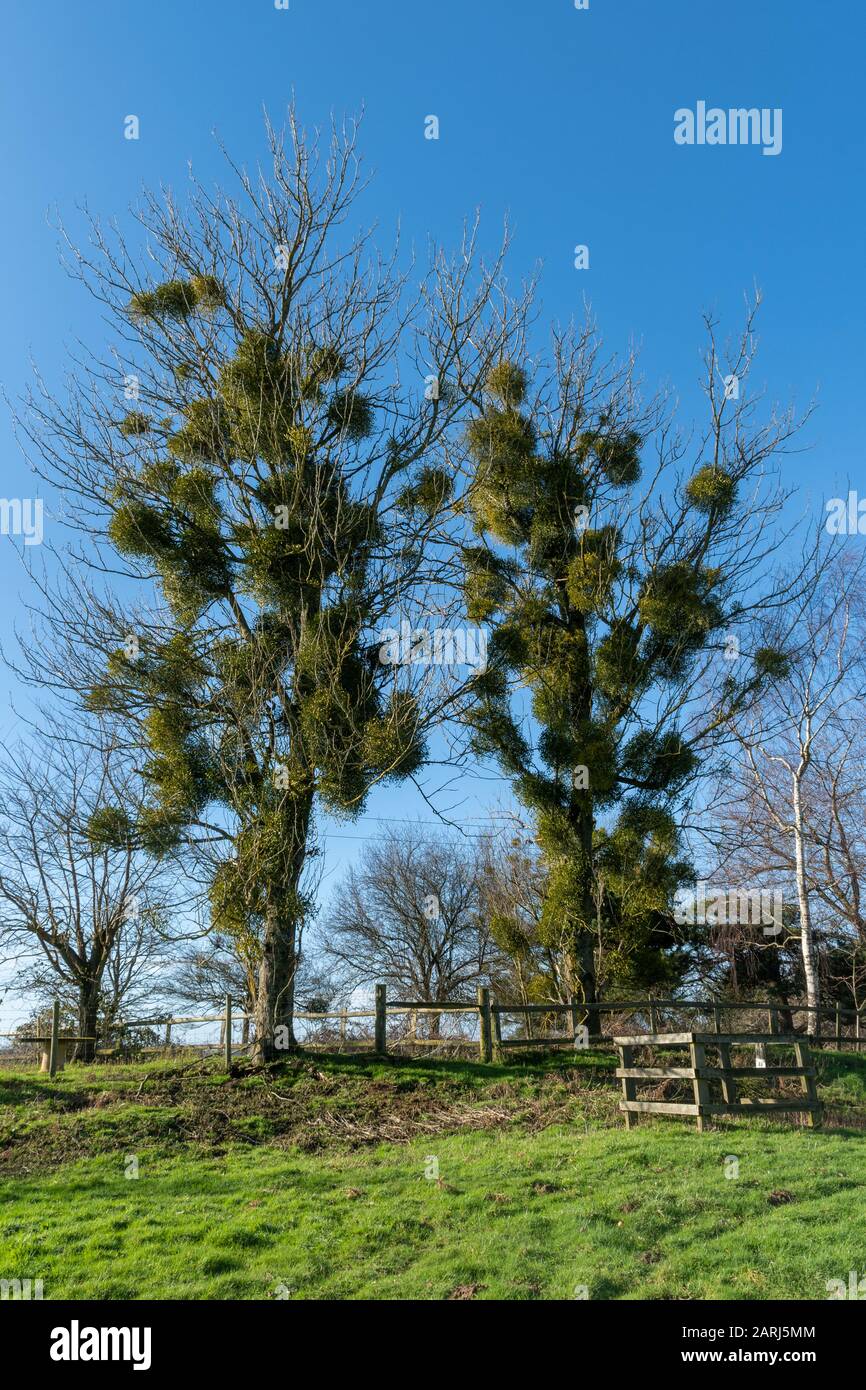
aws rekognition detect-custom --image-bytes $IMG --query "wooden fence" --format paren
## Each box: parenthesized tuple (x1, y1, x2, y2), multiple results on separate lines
(4, 990, 865, 1068)
(84, 989, 866, 1063)
(615, 1031, 822, 1132)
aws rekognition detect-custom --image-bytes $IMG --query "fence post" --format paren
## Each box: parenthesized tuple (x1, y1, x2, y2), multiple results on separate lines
(48, 998, 60, 1078)
(478, 986, 492, 1063)
(857, 1011, 862, 1054)
(224, 995, 232, 1071)
(766, 1006, 778, 1090)
(492, 997, 503, 1060)
(649, 996, 659, 1033)
(570, 995, 580, 1044)
(163, 1020, 172, 1048)
(713, 1004, 722, 1034)
(339, 1009, 347, 1048)
(375, 984, 387, 1055)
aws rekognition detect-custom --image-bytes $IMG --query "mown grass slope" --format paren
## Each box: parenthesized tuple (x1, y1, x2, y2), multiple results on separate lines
(1, 1048, 864, 1299)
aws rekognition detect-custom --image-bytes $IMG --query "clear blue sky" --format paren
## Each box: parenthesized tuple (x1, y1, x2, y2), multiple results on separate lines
(1, 0, 863, 1018)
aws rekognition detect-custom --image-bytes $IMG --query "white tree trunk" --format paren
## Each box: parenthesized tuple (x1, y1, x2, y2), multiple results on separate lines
(792, 773, 820, 1020)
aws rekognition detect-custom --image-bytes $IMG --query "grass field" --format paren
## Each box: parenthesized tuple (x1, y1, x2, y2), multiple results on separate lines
(1, 1048, 865, 1300)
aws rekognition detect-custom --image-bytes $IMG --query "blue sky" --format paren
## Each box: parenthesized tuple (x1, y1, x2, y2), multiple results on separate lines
(1, 0, 864, 1020)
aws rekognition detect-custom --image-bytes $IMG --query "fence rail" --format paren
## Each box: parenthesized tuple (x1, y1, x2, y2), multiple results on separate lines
(3, 990, 865, 1069)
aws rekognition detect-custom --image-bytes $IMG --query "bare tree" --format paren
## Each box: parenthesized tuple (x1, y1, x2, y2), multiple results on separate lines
(17, 904, 174, 1051)
(0, 732, 177, 1059)
(476, 828, 559, 1006)
(322, 827, 499, 1033)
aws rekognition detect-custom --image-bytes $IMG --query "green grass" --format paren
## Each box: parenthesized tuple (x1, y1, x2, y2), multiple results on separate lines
(1, 1049, 864, 1299)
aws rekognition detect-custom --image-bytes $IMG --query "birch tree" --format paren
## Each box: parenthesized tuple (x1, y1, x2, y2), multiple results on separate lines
(712, 552, 866, 1016)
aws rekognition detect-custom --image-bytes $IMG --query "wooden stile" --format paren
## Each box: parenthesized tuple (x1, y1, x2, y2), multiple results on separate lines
(615, 1031, 821, 1131)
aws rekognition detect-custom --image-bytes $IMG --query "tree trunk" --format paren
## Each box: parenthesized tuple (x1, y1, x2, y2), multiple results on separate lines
(565, 690, 599, 1020)
(792, 772, 820, 1021)
(565, 799, 599, 1018)
(249, 784, 312, 1064)
(252, 903, 298, 1062)
(575, 932, 598, 1034)
(77, 976, 101, 1063)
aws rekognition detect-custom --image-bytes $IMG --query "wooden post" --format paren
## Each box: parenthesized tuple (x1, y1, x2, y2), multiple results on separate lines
(713, 1004, 722, 1034)
(765, 1007, 778, 1089)
(224, 995, 232, 1071)
(857, 1012, 862, 1054)
(492, 999, 503, 1060)
(717, 1038, 737, 1107)
(163, 1020, 172, 1048)
(339, 1009, 347, 1048)
(794, 1038, 820, 1128)
(689, 1036, 711, 1133)
(374, 984, 387, 1055)
(649, 997, 659, 1033)
(835, 1003, 842, 1048)
(48, 998, 60, 1078)
(478, 986, 492, 1063)
(620, 1043, 636, 1129)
